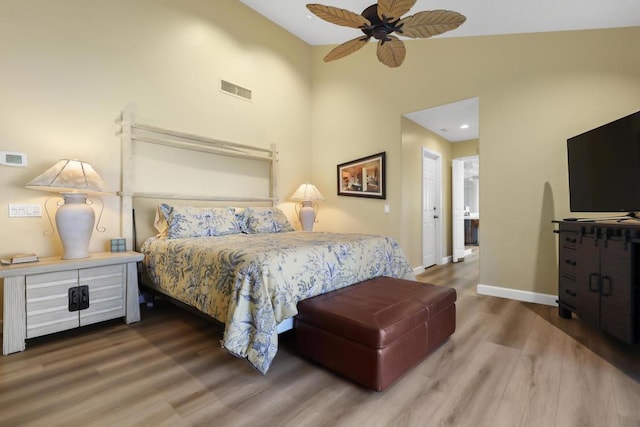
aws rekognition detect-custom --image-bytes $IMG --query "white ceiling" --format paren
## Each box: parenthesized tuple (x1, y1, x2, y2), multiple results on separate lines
(405, 97, 478, 142)
(239, 0, 640, 46)
(239, 0, 640, 142)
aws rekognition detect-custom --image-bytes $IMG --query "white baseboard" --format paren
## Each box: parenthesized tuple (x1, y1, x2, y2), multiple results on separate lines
(413, 256, 453, 274)
(477, 284, 558, 307)
(439, 256, 452, 265)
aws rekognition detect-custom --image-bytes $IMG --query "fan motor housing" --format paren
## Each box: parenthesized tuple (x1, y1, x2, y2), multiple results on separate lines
(361, 5, 403, 41)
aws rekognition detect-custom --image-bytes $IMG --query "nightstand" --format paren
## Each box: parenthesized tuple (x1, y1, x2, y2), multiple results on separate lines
(0, 251, 143, 355)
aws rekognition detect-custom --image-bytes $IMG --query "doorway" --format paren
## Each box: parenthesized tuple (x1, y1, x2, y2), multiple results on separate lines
(422, 148, 443, 268)
(404, 96, 479, 268)
(452, 155, 480, 262)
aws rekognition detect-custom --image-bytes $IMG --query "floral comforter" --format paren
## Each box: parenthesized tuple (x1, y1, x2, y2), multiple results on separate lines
(141, 231, 415, 374)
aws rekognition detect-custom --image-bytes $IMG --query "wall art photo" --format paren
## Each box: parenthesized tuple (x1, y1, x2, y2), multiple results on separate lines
(337, 152, 386, 199)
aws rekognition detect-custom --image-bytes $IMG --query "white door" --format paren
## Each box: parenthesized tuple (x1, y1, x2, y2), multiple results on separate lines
(452, 158, 465, 262)
(422, 155, 437, 267)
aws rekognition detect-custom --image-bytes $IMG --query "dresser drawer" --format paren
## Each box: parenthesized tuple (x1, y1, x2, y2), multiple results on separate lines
(560, 233, 578, 249)
(559, 248, 577, 278)
(558, 276, 578, 309)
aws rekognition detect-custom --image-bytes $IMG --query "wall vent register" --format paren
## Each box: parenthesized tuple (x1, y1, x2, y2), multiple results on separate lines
(220, 79, 252, 101)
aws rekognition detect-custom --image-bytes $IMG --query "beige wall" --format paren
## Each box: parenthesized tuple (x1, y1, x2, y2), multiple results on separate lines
(311, 27, 640, 295)
(452, 139, 479, 159)
(0, 1, 312, 314)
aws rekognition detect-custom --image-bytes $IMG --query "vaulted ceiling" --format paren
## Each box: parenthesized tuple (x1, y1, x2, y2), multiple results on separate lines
(240, 0, 640, 46)
(239, 1, 640, 142)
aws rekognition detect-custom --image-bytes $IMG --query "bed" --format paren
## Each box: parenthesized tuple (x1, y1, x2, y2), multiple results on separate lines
(117, 105, 415, 373)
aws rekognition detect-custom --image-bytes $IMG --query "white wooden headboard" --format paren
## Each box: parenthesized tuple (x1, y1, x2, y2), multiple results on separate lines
(116, 104, 278, 250)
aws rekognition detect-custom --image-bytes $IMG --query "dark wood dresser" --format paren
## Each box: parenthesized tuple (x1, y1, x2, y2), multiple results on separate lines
(554, 220, 639, 344)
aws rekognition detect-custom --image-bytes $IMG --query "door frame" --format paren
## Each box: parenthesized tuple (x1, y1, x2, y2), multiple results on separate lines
(452, 155, 480, 261)
(422, 148, 445, 266)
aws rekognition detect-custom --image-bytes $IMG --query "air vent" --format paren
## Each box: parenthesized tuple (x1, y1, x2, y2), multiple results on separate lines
(220, 79, 252, 101)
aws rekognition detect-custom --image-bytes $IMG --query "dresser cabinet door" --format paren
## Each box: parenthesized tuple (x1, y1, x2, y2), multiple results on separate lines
(79, 264, 126, 326)
(599, 240, 634, 343)
(25, 270, 79, 338)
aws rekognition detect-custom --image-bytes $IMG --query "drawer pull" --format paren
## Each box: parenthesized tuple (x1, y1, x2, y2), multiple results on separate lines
(564, 259, 576, 266)
(588, 272, 600, 292)
(564, 237, 577, 244)
(68, 285, 90, 312)
(565, 289, 577, 297)
(601, 276, 612, 296)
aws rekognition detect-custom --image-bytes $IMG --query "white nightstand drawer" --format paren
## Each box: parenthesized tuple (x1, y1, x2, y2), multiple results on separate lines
(80, 264, 125, 325)
(26, 270, 77, 299)
(27, 313, 79, 339)
(26, 270, 79, 338)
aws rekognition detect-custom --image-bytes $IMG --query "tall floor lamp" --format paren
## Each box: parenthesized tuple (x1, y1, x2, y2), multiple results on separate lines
(26, 159, 110, 259)
(290, 183, 324, 231)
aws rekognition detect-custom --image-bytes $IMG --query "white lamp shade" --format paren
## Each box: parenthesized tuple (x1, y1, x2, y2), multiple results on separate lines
(26, 159, 110, 194)
(290, 183, 324, 201)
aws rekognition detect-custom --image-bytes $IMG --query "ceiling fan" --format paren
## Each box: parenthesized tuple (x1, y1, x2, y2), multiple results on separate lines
(306, 1, 466, 68)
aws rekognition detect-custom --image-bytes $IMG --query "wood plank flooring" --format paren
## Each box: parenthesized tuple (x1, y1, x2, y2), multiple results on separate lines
(1, 250, 639, 426)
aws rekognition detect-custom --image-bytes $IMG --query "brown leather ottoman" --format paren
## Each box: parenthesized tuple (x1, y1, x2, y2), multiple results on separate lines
(295, 276, 456, 391)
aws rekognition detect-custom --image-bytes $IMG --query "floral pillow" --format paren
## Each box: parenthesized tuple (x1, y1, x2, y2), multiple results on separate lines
(240, 207, 295, 234)
(158, 204, 241, 238)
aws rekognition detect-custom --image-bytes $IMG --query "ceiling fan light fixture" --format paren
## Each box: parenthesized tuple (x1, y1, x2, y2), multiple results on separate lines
(306, 1, 466, 68)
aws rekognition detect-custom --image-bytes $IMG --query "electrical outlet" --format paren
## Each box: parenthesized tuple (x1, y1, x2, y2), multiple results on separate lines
(8, 204, 42, 217)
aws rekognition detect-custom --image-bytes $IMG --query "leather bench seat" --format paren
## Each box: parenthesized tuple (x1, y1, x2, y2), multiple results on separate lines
(295, 276, 456, 391)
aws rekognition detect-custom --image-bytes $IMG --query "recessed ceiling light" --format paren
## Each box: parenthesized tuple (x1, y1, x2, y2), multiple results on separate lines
(460, 124, 470, 129)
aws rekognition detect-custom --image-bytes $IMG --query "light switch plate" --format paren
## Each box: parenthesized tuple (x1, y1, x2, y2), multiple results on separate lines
(8, 204, 42, 217)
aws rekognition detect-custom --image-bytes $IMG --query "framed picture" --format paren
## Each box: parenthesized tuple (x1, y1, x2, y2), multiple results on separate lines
(337, 152, 386, 199)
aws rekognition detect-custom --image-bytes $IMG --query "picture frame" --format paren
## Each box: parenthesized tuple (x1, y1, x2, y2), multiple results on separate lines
(337, 152, 386, 199)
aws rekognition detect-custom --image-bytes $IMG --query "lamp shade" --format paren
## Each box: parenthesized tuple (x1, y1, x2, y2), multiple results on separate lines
(290, 183, 325, 202)
(25, 159, 110, 194)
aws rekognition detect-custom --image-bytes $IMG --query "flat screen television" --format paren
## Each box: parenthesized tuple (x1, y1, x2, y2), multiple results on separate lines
(567, 110, 640, 214)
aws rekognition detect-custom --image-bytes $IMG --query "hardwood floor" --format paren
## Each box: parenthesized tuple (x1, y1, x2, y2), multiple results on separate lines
(1, 252, 638, 426)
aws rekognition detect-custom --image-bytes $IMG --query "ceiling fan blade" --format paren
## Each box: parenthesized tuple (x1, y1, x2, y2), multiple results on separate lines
(398, 10, 466, 38)
(324, 36, 370, 62)
(376, 36, 406, 68)
(306, 4, 371, 29)
(377, 0, 417, 21)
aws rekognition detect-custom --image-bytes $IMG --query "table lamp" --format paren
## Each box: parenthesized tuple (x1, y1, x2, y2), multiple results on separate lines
(26, 159, 110, 259)
(290, 183, 324, 231)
